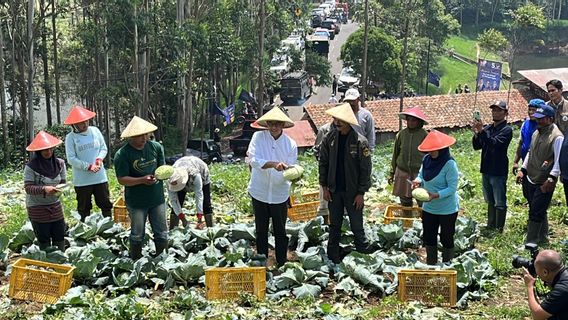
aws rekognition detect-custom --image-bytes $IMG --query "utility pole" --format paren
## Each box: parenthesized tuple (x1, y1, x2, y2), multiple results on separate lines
(257, 0, 266, 116)
(27, 0, 35, 143)
(361, 0, 369, 102)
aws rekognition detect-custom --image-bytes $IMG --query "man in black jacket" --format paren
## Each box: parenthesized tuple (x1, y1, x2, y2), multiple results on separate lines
(319, 103, 372, 263)
(472, 100, 513, 233)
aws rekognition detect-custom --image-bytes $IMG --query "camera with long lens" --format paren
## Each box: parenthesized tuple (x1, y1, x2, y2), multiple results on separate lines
(512, 243, 539, 277)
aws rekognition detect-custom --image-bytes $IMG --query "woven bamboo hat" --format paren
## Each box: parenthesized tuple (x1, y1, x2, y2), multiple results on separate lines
(64, 106, 96, 125)
(167, 167, 189, 192)
(417, 130, 456, 152)
(121, 116, 158, 139)
(326, 103, 358, 125)
(256, 107, 295, 128)
(26, 131, 63, 151)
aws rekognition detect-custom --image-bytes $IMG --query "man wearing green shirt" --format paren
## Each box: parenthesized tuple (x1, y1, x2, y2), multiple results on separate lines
(114, 116, 168, 260)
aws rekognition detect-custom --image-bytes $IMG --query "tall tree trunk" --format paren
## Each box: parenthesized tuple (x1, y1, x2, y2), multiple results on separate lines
(0, 23, 9, 166)
(361, 0, 369, 102)
(490, 0, 499, 24)
(27, 0, 35, 144)
(133, 5, 140, 116)
(475, 0, 480, 26)
(52, 0, 61, 123)
(257, 0, 265, 116)
(104, 25, 111, 166)
(399, 2, 412, 131)
(40, 0, 52, 126)
(558, 0, 562, 20)
(139, 0, 150, 119)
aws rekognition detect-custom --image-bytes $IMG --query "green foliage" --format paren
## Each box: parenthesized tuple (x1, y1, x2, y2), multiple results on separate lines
(478, 28, 508, 55)
(341, 27, 402, 92)
(304, 51, 332, 86)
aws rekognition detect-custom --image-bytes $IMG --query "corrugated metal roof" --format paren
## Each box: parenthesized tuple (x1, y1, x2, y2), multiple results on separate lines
(518, 68, 568, 91)
(284, 120, 316, 148)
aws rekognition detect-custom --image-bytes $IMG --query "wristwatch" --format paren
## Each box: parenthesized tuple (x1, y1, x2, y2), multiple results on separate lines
(547, 177, 556, 183)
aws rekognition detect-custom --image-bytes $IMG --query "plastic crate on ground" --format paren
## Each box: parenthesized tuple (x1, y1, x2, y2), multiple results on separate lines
(113, 197, 130, 228)
(383, 205, 422, 228)
(288, 201, 319, 221)
(397, 269, 457, 307)
(9, 258, 75, 304)
(205, 267, 266, 300)
(290, 191, 320, 205)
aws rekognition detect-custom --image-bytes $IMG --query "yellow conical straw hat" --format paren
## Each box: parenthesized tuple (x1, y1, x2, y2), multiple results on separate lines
(325, 103, 358, 125)
(256, 107, 295, 128)
(121, 116, 158, 139)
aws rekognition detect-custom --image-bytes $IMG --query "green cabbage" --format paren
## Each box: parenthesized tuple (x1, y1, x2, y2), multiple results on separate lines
(411, 187, 430, 202)
(283, 165, 304, 181)
(155, 165, 174, 180)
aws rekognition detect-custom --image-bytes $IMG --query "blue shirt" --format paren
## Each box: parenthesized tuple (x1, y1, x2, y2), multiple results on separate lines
(65, 126, 109, 187)
(417, 159, 460, 215)
(520, 119, 537, 160)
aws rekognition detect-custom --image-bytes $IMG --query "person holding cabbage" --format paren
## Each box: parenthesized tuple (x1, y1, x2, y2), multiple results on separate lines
(411, 130, 460, 265)
(246, 107, 297, 268)
(114, 116, 168, 260)
(166, 156, 213, 230)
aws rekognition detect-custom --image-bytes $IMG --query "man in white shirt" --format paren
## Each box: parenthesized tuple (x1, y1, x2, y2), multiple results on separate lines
(343, 88, 376, 150)
(246, 107, 297, 267)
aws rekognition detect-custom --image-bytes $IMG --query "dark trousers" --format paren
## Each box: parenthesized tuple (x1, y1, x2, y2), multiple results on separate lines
(252, 197, 288, 266)
(328, 192, 368, 263)
(169, 183, 212, 228)
(31, 219, 65, 246)
(523, 178, 554, 223)
(422, 211, 458, 248)
(75, 182, 113, 221)
(563, 179, 568, 206)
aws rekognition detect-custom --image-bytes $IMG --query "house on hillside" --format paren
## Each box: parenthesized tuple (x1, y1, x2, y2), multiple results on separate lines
(305, 89, 534, 144)
(515, 68, 568, 100)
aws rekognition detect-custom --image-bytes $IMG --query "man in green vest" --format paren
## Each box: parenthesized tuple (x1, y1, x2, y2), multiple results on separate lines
(516, 105, 563, 245)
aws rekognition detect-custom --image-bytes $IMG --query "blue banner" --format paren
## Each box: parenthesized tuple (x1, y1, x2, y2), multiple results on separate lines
(427, 70, 441, 87)
(476, 59, 502, 92)
(211, 101, 235, 126)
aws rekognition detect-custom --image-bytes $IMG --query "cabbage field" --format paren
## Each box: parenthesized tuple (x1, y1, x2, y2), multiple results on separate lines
(1, 129, 568, 319)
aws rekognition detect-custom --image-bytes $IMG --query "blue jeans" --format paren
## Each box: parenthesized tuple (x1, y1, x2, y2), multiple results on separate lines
(127, 203, 168, 245)
(482, 174, 507, 210)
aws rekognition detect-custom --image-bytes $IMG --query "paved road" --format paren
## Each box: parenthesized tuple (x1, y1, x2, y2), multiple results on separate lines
(285, 22, 359, 121)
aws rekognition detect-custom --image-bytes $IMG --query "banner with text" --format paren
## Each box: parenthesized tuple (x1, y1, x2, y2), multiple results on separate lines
(476, 59, 502, 92)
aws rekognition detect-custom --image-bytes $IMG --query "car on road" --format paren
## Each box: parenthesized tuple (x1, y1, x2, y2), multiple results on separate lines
(321, 19, 340, 34)
(337, 67, 360, 93)
(314, 28, 334, 40)
(306, 35, 330, 58)
(280, 71, 311, 104)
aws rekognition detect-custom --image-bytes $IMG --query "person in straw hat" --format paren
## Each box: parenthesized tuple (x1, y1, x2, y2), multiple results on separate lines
(411, 130, 460, 265)
(64, 105, 113, 222)
(319, 103, 373, 264)
(24, 131, 67, 251)
(114, 116, 168, 260)
(166, 156, 213, 230)
(246, 107, 297, 268)
(388, 106, 428, 208)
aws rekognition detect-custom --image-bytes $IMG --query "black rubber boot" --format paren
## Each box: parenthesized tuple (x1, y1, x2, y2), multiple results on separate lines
(154, 240, 168, 256)
(486, 204, 496, 229)
(204, 214, 214, 228)
(38, 242, 51, 250)
(426, 245, 438, 265)
(540, 217, 549, 244)
(442, 247, 455, 263)
(495, 208, 507, 233)
(53, 241, 66, 252)
(130, 243, 143, 260)
(525, 221, 543, 245)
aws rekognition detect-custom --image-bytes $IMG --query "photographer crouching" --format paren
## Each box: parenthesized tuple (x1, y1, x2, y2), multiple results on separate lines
(522, 249, 568, 319)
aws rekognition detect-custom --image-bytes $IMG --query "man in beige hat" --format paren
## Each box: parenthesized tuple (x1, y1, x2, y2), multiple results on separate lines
(114, 116, 168, 260)
(318, 103, 373, 264)
(246, 107, 297, 268)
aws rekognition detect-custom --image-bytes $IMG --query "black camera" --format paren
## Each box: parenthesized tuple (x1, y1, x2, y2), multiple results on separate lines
(512, 243, 539, 277)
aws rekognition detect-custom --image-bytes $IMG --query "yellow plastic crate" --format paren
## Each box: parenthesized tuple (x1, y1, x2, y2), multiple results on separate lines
(288, 201, 319, 221)
(9, 258, 75, 304)
(384, 205, 422, 228)
(398, 269, 457, 307)
(113, 197, 130, 228)
(290, 191, 319, 205)
(205, 267, 266, 300)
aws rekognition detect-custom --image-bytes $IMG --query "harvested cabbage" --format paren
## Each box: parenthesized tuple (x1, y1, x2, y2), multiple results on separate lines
(283, 165, 304, 181)
(155, 165, 174, 180)
(412, 187, 430, 202)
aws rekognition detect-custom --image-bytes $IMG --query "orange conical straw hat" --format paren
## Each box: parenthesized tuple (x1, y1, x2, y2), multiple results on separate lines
(64, 106, 96, 125)
(399, 106, 429, 124)
(417, 130, 456, 152)
(26, 131, 63, 151)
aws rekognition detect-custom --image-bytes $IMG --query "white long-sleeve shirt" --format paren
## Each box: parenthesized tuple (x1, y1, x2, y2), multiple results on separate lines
(354, 107, 376, 150)
(246, 130, 298, 204)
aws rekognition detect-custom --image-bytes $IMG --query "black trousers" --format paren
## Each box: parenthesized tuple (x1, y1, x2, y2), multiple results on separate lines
(563, 179, 568, 206)
(169, 183, 212, 228)
(31, 219, 65, 246)
(252, 197, 288, 266)
(74, 182, 113, 221)
(422, 211, 458, 248)
(327, 191, 368, 263)
(523, 177, 554, 223)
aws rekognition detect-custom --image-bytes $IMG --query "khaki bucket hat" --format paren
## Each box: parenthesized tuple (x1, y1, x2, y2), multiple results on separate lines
(121, 116, 158, 139)
(326, 103, 358, 125)
(256, 107, 295, 128)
